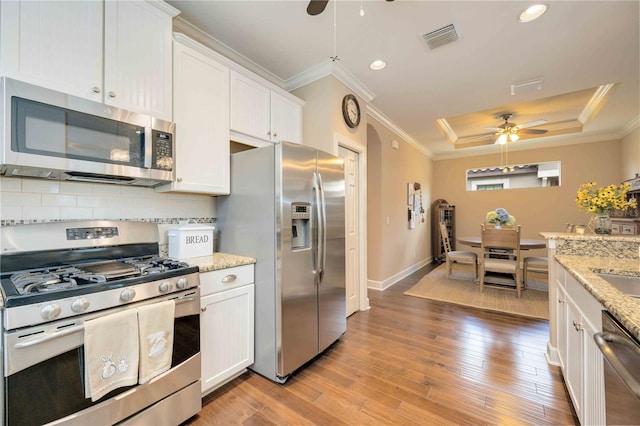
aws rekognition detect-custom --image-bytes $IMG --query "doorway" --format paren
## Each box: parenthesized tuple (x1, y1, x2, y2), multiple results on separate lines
(336, 135, 369, 315)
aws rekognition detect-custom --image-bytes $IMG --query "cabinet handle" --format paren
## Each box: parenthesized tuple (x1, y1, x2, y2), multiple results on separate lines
(92, 86, 101, 94)
(108, 91, 116, 98)
(558, 299, 564, 304)
(177, 177, 183, 182)
(267, 131, 271, 136)
(573, 320, 582, 332)
(201, 307, 207, 312)
(222, 274, 237, 283)
(273, 132, 277, 138)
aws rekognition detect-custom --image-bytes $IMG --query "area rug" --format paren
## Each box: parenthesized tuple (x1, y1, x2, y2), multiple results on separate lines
(404, 264, 549, 320)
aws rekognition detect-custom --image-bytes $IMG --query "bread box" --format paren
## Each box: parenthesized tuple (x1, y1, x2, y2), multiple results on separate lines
(168, 224, 215, 259)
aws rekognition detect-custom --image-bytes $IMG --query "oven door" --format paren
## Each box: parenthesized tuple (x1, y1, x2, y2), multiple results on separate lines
(3, 288, 200, 426)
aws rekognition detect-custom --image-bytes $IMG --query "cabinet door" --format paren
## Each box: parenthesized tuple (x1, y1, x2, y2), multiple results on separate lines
(229, 71, 271, 141)
(103, 0, 174, 120)
(556, 283, 568, 371)
(581, 315, 606, 426)
(565, 296, 583, 422)
(270, 91, 302, 144)
(0, 0, 103, 101)
(201, 284, 255, 394)
(156, 39, 230, 195)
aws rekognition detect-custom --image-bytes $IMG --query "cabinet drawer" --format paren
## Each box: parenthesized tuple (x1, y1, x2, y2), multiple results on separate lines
(621, 225, 636, 235)
(200, 264, 254, 296)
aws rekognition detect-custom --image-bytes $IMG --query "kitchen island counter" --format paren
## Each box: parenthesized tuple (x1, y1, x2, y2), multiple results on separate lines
(184, 252, 256, 273)
(554, 254, 640, 341)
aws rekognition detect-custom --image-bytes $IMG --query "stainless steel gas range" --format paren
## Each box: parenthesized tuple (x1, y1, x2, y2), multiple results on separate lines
(0, 220, 201, 426)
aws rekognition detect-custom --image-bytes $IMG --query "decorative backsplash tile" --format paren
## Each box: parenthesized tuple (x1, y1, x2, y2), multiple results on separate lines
(0, 177, 217, 228)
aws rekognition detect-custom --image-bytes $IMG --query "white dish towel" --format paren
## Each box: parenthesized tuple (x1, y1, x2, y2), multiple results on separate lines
(84, 309, 140, 402)
(137, 300, 175, 384)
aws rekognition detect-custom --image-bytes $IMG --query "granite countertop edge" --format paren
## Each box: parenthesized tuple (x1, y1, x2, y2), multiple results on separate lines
(554, 255, 640, 341)
(182, 252, 256, 273)
(540, 232, 640, 242)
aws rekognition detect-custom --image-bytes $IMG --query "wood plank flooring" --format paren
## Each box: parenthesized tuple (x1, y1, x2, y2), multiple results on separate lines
(184, 264, 578, 425)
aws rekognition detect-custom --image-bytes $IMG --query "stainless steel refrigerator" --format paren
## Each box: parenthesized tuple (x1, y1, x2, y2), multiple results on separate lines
(217, 142, 346, 383)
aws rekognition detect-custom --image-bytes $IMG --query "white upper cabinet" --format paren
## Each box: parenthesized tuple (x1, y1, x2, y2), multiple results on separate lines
(0, 0, 178, 120)
(230, 70, 303, 146)
(271, 91, 303, 145)
(156, 35, 230, 195)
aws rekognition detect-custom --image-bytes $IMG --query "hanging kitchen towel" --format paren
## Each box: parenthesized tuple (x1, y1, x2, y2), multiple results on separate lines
(137, 300, 175, 384)
(84, 309, 139, 402)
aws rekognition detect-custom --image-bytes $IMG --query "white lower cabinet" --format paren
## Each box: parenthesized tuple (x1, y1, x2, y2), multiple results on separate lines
(555, 261, 605, 426)
(200, 264, 255, 395)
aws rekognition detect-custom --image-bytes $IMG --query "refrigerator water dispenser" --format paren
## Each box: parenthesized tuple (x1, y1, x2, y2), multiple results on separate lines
(291, 202, 311, 250)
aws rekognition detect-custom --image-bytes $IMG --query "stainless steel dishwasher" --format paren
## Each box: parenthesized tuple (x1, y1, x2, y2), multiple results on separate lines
(594, 311, 640, 425)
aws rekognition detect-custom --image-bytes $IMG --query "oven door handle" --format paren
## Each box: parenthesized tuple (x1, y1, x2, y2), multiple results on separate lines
(14, 324, 84, 349)
(594, 331, 640, 398)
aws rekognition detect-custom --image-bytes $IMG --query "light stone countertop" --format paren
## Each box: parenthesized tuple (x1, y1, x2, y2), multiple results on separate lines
(182, 252, 256, 273)
(554, 255, 640, 341)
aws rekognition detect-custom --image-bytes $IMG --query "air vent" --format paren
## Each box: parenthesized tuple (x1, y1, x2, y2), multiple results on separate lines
(423, 24, 458, 50)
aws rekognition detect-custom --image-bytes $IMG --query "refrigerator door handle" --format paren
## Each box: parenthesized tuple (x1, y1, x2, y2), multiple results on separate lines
(318, 172, 327, 282)
(313, 171, 323, 279)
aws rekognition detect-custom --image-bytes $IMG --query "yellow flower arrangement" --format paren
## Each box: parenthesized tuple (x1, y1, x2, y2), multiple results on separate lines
(575, 182, 637, 214)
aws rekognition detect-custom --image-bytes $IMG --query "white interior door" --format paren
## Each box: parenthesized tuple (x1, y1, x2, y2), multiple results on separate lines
(338, 146, 360, 316)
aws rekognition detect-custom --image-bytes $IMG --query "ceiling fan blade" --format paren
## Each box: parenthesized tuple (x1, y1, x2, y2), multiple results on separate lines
(484, 126, 500, 132)
(307, 0, 329, 16)
(518, 128, 548, 135)
(518, 119, 548, 129)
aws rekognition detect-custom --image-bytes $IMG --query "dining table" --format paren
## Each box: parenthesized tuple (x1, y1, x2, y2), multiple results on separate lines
(456, 236, 547, 249)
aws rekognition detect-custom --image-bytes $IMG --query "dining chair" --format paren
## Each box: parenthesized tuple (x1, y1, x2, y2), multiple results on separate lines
(522, 256, 548, 288)
(439, 222, 478, 281)
(479, 223, 522, 297)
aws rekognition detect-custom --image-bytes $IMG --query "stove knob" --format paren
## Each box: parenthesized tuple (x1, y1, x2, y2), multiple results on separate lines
(120, 288, 136, 302)
(159, 281, 172, 293)
(71, 298, 90, 313)
(176, 277, 188, 289)
(41, 304, 61, 320)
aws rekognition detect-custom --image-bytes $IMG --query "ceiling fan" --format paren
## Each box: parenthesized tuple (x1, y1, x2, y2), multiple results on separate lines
(487, 113, 548, 144)
(307, 0, 393, 16)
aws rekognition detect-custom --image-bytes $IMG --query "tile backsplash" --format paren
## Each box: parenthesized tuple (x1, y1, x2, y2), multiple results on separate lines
(0, 177, 217, 248)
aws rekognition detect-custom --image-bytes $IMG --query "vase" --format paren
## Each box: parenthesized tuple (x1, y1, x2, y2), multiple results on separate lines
(591, 214, 612, 235)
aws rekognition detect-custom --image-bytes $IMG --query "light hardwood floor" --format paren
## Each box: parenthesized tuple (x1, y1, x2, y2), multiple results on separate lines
(185, 264, 578, 425)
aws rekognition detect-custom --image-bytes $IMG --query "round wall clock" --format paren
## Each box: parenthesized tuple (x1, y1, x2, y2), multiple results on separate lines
(342, 94, 360, 128)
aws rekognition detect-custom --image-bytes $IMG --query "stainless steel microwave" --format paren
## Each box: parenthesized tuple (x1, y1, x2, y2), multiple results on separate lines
(1, 77, 175, 187)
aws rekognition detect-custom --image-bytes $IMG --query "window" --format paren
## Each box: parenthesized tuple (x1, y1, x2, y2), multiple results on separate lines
(466, 161, 560, 191)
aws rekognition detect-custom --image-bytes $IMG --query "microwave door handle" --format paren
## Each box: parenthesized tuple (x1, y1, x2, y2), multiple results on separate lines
(143, 126, 153, 169)
(14, 324, 84, 349)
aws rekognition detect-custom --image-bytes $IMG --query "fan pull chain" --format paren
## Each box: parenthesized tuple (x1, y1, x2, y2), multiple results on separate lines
(330, 0, 339, 61)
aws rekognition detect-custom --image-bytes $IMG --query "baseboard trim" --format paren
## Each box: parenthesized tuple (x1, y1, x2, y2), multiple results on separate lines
(368, 257, 432, 291)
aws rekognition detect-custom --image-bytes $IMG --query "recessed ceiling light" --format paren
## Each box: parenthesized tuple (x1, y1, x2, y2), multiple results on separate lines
(369, 59, 387, 71)
(518, 4, 548, 22)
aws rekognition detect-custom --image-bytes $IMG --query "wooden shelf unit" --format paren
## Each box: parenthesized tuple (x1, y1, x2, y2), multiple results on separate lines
(431, 199, 455, 263)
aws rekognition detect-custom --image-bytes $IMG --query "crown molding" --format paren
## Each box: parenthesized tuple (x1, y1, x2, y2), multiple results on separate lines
(285, 60, 376, 103)
(620, 114, 640, 137)
(367, 105, 432, 158)
(431, 130, 626, 161)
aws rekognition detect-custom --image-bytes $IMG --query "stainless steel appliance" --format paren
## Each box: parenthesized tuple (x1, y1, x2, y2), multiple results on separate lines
(1, 77, 174, 187)
(0, 221, 201, 425)
(594, 310, 640, 425)
(217, 142, 346, 383)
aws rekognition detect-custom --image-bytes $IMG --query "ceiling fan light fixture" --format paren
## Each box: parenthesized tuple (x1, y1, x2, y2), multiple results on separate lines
(369, 59, 387, 71)
(509, 133, 520, 142)
(519, 4, 548, 22)
(496, 134, 508, 144)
